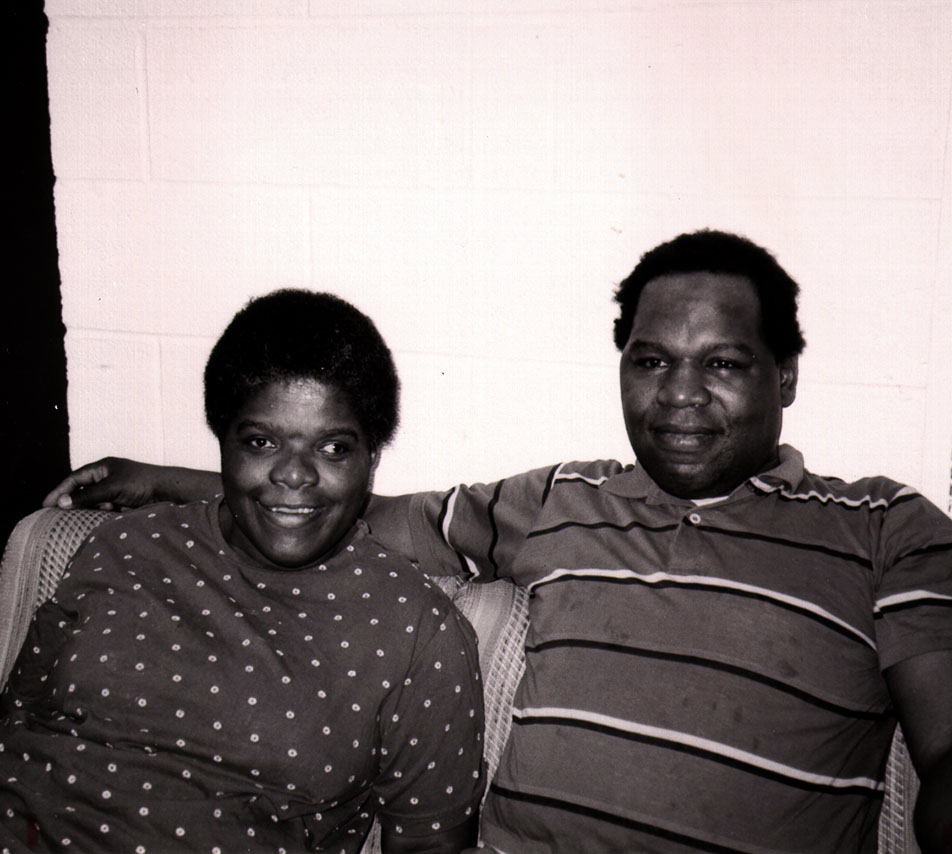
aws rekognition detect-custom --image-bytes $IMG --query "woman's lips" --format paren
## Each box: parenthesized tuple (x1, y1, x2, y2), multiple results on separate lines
(261, 504, 321, 528)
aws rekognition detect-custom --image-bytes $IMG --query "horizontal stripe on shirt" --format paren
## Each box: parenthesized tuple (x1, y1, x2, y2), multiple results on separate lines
(526, 567, 876, 649)
(511, 705, 884, 794)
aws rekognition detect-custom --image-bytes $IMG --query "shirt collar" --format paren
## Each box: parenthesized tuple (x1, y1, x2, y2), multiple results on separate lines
(600, 444, 804, 504)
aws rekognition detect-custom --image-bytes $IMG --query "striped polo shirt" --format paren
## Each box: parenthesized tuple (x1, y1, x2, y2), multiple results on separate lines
(407, 446, 952, 853)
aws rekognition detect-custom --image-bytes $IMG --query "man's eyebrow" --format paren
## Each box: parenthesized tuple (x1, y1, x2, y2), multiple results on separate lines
(626, 339, 667, 351)
(626, 339, 759, 358)
(710, 342, 758, 358)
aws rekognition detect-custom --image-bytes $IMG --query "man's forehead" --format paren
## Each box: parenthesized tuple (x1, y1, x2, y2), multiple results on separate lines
(629, 271, 769, 349)
(641, 269, 757, 295)
(636, 272, 760, 317)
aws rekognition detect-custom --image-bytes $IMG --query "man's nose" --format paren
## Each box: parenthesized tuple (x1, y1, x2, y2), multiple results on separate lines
(657, 362, 711, 408)
(271, 450, 318, 488)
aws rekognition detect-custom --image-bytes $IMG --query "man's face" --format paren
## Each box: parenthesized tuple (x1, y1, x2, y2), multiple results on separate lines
(619, 271, 797, 499)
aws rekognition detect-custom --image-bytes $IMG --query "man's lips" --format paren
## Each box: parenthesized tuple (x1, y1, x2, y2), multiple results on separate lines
(651, 425, 720, 451)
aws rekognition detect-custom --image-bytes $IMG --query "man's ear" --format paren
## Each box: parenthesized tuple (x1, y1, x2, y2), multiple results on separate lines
(778, 357, 798, 408)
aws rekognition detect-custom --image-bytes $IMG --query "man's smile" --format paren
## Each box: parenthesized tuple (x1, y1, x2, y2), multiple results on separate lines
(650, 424, 720, 452)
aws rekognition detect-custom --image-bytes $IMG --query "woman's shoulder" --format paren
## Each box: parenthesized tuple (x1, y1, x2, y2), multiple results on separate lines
(100, 498, 214, 527)
(346, 525, 456, 606)
(77, 499, 218, 556)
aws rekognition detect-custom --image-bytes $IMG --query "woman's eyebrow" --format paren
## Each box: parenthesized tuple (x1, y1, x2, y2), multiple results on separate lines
(315, 428, 361, 441)
(234, 418, 274, 432)
(235, 419, 361, 440)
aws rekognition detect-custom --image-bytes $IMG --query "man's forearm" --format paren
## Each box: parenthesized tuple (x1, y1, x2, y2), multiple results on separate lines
(155, 467, 223, 503)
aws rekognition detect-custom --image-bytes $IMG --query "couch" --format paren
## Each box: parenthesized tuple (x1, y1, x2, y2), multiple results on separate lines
(0, 507, 922, 853)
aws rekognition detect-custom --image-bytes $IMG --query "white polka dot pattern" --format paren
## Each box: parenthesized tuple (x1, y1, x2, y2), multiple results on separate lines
(0, 499, 484, 852)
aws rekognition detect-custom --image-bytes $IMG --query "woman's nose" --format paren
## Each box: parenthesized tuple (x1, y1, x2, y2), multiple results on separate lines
(271, 450, 318, 488)
(657, 362, 711, 408)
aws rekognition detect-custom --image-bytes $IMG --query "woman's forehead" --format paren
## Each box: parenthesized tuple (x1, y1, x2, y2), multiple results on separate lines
(234, 379, 362, 432)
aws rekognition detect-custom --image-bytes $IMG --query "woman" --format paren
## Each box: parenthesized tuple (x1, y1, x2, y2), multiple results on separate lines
(0, 290, 484, 853)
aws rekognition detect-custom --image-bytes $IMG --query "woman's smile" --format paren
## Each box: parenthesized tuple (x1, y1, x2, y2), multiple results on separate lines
(260, 502, 322, 526)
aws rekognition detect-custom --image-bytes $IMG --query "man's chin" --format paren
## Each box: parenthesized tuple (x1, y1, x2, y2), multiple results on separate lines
(640, 459, 725, 500)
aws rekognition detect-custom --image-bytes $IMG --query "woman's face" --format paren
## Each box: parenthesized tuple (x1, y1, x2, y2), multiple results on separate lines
(219, 378, 377, 570)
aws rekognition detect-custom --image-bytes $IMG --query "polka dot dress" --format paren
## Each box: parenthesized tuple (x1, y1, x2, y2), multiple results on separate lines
(0, 499, 484, 853)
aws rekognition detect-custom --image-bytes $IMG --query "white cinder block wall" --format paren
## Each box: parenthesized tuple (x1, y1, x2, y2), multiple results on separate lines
(45, 0, 952, 510)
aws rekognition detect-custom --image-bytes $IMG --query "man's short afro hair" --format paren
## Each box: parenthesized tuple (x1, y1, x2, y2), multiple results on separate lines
(613, 229, 806, 362)
(204, 289, 399, 450)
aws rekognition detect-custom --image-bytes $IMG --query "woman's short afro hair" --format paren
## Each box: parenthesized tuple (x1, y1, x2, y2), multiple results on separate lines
(612, 229, 806, 363)
(204, 289, 399, 450)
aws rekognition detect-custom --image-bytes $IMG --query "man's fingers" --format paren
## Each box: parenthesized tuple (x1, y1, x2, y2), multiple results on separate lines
(69, 481, 119, 510)
(41, 463, 112, 509)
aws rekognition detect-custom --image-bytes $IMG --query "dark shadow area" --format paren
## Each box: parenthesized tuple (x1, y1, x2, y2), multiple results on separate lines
(1, 0, 70, 545)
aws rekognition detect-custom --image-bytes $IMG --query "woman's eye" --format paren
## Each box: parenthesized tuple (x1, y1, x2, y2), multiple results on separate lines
(246, 436, 276, 450)
(319, 441, 349, 458)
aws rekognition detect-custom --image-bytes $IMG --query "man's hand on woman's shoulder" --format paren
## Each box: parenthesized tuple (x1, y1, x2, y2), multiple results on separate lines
(42, 457, 222, 511)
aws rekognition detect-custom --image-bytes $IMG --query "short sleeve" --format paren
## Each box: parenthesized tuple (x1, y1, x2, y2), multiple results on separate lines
(371, 600, 485, 837)
(874, 491, 952, 669)
(408, 466, 557, 582)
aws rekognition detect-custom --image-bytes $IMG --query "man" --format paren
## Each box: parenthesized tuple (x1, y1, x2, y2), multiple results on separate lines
(45, 230, 952, 852)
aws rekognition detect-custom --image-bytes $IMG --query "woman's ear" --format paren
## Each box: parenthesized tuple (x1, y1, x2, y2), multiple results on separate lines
(367, 448, 381, 494)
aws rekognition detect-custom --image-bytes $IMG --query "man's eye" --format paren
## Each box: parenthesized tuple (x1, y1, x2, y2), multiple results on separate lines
(708, 359, 742, 370)
(632, 356, 667, 370)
